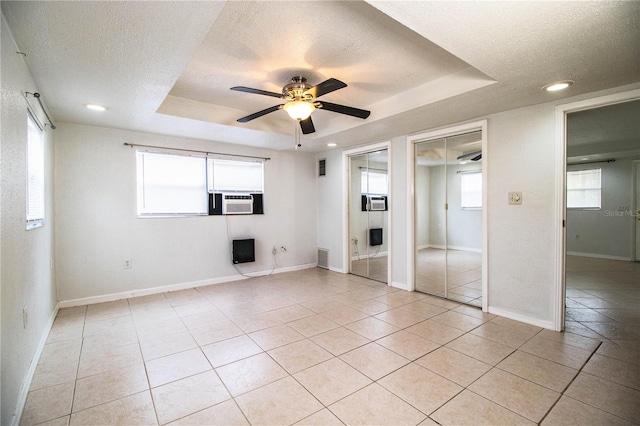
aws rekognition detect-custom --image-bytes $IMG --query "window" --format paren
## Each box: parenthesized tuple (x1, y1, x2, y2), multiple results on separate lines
(137, 151, 207, 216)
(208, 158, 264, 193)
(136, 151, 265, 217)
(361, 169, 388, 195)
(567, 168, 601, 209)
(461, 171, 482, 209)
(26, 112, 45, 230)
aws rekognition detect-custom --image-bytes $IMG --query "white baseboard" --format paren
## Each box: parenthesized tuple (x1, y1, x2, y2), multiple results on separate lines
(424, 245, 482, 253)
(59, 263, 316, 308)
(328, 266, 346, 274)
(488, 306, 555, 331)
(12, 303, 60, 426)
(391, 281, 409, 291)
(351, 250, 388, 261)
(566, 252, 631, 262)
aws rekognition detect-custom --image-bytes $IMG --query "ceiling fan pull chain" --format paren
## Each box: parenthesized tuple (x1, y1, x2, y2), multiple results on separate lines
(294, 120, 301, 150)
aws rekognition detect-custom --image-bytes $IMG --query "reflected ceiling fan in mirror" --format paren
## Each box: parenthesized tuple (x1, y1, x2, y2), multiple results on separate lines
(456, 150, 482, 161)
(230, 76, 371, 136)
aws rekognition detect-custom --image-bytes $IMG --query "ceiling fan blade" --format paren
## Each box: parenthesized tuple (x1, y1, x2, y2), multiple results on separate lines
(471, 154, 482, 161)
(231, 86, 283, 99)
(316, 101, 370, 119)
(237, 105, 283, 123)
(456, 150, 482, 160)
(305, 78, 347, 99)
(299, 116, 315, 134)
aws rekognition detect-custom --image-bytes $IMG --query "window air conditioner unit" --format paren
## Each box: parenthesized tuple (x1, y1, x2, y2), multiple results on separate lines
(369, 196, 386, 211)
(222, 194, 253, 215)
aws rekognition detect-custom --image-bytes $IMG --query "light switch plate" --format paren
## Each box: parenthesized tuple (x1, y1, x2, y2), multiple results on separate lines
(509, 192, 522, 205)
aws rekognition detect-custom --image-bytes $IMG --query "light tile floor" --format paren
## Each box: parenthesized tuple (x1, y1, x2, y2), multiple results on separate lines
(20, 259, 640, 425)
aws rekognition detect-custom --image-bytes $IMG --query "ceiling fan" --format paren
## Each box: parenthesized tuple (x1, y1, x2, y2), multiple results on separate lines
(456, 151, 482, 161)
(231, 76, 371, 135)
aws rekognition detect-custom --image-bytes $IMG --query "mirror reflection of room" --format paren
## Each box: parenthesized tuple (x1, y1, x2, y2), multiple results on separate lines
(350, 150, 388, 283)
(414, 131, 483, 306)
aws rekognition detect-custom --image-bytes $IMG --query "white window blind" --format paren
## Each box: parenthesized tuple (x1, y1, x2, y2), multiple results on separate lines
(26, 112, 45, 230)
(208, 158, 264, 193)
(137, 151, 207, 216)
(461, 172, 482, 209)
(361, 169, 388, 195)
(567, 169, 601, 209)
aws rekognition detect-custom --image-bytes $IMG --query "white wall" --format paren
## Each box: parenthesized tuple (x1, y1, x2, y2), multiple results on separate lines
(54, 123, 318, 302)
(1, 16, 58, 426)
(316, 149, 344, 272)
(567, 157, 638, 260)
(485, 103, 558, 325)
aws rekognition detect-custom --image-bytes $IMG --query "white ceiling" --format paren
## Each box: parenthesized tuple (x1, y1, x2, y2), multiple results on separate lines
(2, 1, 639, 152)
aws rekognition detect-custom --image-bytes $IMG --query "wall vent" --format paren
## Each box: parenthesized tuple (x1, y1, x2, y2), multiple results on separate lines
(318, 159, 326, 177)
(317, 248, 329, 269)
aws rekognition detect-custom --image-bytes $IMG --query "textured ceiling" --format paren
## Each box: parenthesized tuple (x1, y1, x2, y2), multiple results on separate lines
(2, 1, 639, 152)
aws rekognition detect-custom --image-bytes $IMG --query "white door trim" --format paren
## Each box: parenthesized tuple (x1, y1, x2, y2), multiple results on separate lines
(553, 89, 640, 331)
(406, 120, 488, 311)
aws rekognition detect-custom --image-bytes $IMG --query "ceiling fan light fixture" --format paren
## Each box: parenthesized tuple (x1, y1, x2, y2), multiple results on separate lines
(283, 100, 315, 121)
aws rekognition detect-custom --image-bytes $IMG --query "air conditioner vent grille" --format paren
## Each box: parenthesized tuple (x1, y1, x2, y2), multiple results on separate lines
(317, 248, 329, 269)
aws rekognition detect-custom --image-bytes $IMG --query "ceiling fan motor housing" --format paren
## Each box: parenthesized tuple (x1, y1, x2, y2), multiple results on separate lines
(283, 76, 314, 101)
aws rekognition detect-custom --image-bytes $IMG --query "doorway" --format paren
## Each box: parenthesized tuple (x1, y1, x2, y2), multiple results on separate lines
(555, 92, 640, 332)
(408, 121, 487, 308)
(348, 148, 389, 283)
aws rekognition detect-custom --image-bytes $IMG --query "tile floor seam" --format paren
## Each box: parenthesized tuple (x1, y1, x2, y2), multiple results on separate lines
(536, 340, 603, 425)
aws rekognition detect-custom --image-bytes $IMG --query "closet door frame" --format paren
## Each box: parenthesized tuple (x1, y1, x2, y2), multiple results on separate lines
(406, 120, 488, 311)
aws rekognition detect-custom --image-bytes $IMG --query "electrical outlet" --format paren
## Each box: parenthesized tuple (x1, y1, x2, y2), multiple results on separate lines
(124, 258, 132, 269)
(23, 306, 28, 329)
(272, 246, 277, 255)
(575, 234, 580, 240)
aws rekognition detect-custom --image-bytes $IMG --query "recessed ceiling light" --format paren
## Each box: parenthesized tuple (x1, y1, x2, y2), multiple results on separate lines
(84, 103, 108, 111)
(327, 143, 337, 147)
(460, 161, 468, 165)
(543, 80, 574, 92)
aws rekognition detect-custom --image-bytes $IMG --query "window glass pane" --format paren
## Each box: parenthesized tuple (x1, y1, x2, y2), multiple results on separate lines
(461, 172, 482, 209)
(137, 151, 207, 216)
(210, 159, 263, 193)
(361, 169, 388, 195)
(26, 112, 44, 229)
(567, 169, 601, 208)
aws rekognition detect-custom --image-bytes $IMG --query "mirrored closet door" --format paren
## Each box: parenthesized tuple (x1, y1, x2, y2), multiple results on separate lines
(349, 150, 388, 283)
(414, 132, 483, 306)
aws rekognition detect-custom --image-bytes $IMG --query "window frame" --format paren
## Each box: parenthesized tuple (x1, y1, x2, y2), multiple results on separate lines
(460, 171, 482, 210)
(136, 150, 208, 218)
(26, 110, 45, 230)
(136, 150, 266, 218)
(207, 157, 264, 194)
(360, 168, 388, 196)
(566, 168, 602, 210)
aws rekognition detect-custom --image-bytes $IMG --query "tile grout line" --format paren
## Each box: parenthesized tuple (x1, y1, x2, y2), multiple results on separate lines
(536, 340, 603, 425)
